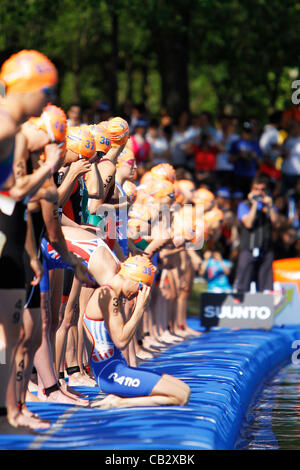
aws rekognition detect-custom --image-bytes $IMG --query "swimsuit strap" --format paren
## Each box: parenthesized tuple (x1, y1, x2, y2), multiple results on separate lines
(100, 284, 114, 290)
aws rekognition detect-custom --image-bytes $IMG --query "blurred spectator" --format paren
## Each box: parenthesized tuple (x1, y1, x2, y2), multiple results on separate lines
(93, 100, 112, 123)
(146, 118, 171, 166)
(258, 111, 283, 184)
(67, 104, 82, 126)
(233, 174, 279, 293)
(170, 111, 192, 170)
(200, 244, 233, 293)
(216, 115, 239, 188)
(191, 133, 219, 188)
(160, 107, 173, 127)
(281, 121, 300, 191)
(198, 111, 221, 143)
(128, 118, 150, 176)
(229, 121, 262, 196)
(274, 226, 297, 260)
(130, 103, 148, 133)
(287, 176, 300, 229)
(215, 187, 232, 212)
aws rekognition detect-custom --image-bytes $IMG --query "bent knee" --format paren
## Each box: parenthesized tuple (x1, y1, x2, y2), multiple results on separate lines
(176, 385, 190, 406)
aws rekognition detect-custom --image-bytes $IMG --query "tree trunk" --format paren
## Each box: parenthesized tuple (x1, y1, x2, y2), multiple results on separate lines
(109, 9, 119, 114)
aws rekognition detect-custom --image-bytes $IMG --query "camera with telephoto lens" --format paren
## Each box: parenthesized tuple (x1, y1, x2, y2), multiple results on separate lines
(252, 195, 264, 203)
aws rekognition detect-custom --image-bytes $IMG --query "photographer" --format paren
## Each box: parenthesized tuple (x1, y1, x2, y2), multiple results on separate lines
(233, 175, 279, 293)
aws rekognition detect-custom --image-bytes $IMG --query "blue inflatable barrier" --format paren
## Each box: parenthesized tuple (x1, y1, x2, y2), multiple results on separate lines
(1, 319, 300, 450)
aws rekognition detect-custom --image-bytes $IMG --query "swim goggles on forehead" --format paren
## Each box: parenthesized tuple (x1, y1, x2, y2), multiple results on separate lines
(138, 281, 143, 291)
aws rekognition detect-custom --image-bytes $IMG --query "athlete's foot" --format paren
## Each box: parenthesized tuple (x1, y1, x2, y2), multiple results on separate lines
(159, 331, 183, 344)
(60, 380, 89, 399)
(135, 347, 156, 361)
(142, 336, 165, 351)
(7, 410, 50, 430)
(184, 326, 202, 337)
(37, 388, 90, 407)
(67, 372, 97, 387)
(28, 380, 38, 392)
(91, 394, 121, 409)
(173, 328, 191, 339)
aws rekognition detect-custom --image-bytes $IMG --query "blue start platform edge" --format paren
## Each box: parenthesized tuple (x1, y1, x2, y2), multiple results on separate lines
(1, 319, 300, 451)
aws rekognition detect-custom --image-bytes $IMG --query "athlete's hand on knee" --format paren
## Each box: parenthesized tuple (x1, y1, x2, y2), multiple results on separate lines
(30, 257, 44, 286)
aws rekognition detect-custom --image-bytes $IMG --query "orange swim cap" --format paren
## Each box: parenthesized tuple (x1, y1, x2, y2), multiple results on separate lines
(66, 126, 96, 159)
(149, 179, 175, 201)
(107, 117, 129, 146)
(0, 49, 58, 94)
(30, 104, 67, 142)
(89, 124, 111, 154)
(174, 181, 185, 205)
(129, 203, 152, 221)
(204, 207, 224, 228)
(119, 255, 155, 286)
(122, 180, 137, 203)
(150, 163, 176, 183)
(192, 187, 214, 204)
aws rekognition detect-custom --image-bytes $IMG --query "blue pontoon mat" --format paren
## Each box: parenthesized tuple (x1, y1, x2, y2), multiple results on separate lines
(1, 319, 300, 450)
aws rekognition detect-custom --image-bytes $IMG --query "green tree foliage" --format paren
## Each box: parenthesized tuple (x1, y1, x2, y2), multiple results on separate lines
(0, 0, 299, 120)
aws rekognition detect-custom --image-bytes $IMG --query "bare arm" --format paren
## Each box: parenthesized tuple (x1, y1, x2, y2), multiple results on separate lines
(104, 286, 151, 350)
(57, 159, 91, 207)
(8, 134, 60, 201)
(24, 211, 44, 286)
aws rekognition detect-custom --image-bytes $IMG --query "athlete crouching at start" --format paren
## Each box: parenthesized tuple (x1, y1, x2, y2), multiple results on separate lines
(83, 255, 190, 409)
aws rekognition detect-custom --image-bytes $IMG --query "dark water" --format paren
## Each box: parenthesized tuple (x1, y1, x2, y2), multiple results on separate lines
(236, 363, 300, 450)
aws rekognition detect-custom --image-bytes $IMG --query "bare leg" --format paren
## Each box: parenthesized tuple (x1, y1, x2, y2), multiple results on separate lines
(55, 277, 81, 376)
(35, 292, 89, 406)
(49, 269, 64, 361)
(2, 290, 25, 426)
(93, 374, 190, 409)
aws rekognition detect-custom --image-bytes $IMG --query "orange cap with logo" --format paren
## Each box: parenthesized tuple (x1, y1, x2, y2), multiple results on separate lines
(123, 180, 137, 203)
(177, 179, 195, 201)
(0, 49, 58, 94)
(204, 207, 224, 228)
(150, 163, 176, 183)
(192, 187, 214, 204)
(30, 104, 67, 142)
(119, 255, 155, 286)
(107, 117, 129, 146)
(149, 179, 175, 200)
(88, 124, 111, 153)
(66, 126, 96, 159)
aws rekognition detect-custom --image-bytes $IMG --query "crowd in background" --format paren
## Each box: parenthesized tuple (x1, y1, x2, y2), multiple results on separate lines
(66, 99, 300, 293)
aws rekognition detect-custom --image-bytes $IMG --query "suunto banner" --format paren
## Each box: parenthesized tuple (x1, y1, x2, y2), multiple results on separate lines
(200, 293, 274, 330)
